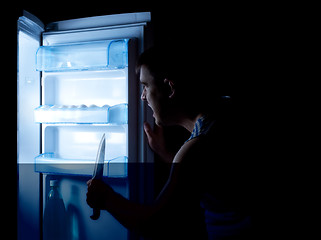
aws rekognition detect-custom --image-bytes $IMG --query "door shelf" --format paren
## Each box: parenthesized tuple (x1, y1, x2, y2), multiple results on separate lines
(34, 103, 127, 124)
(35, 153, 128, 177)
(36, 39, 129, 72)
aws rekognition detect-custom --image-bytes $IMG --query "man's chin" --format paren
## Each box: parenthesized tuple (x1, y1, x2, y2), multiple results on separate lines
(154, 118, 161, 126)
(153, 113, 170, 127)
(153, 115, 163, 126)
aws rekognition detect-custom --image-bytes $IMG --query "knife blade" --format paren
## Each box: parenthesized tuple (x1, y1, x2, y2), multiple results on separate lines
(90, 133, 105, 220)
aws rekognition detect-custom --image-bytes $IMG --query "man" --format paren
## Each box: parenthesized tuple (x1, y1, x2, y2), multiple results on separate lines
(87, 46, 254, 239)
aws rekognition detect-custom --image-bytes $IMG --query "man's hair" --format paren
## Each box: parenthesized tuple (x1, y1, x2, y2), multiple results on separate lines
(136, 46, 184, 85)
(136, 45, 235, 117)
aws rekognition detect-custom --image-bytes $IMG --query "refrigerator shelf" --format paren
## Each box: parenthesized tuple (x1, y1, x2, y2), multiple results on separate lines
(36, 39, 129, 72)
(34, 103, 128, 124)
(35, 153, 128, 178)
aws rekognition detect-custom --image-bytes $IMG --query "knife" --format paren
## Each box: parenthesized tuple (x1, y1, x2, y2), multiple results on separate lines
(90, 133, 105, 220)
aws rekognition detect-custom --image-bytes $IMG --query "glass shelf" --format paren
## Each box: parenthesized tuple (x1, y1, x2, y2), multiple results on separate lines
(35, 153, 128, 177)
(36, 39, 129, 72)
(34, 103, 127, 124)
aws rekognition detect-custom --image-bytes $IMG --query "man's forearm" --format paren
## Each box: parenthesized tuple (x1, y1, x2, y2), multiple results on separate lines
(104, 187, 156, 231)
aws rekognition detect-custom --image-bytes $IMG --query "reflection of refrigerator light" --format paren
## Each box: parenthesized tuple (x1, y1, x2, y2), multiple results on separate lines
(108, 132, 125, 144)
(73, 132, 98, 144)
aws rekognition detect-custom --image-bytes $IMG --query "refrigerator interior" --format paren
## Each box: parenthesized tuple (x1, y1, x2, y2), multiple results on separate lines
(18, 11, 152, 240)
(38, 37, 132, 240)
(36, 39, 131, 178)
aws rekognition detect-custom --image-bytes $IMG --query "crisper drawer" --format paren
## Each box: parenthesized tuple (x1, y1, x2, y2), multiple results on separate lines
(36, 125, 128, 177)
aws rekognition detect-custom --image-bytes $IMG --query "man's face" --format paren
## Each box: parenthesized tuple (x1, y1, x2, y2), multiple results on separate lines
(139, 65, 167, 126)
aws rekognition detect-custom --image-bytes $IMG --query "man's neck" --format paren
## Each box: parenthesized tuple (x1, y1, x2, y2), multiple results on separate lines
(178, 113, 204, 133)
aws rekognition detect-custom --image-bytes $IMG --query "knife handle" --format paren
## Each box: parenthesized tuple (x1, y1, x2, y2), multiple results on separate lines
(90, 208, 100, 220)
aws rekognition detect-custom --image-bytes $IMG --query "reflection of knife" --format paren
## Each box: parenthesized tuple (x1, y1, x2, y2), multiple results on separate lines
(90, 133, 105, 220)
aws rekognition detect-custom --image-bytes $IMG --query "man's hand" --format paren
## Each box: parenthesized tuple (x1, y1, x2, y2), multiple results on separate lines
(143, 122, 175, 163)
(86, 179, 111, 211)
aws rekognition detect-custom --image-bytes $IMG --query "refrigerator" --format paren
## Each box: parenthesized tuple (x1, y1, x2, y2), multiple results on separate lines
(17, 10, 154, 240)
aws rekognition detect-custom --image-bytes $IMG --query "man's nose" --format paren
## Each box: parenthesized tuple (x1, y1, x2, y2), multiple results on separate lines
(141, 90, 146, 101)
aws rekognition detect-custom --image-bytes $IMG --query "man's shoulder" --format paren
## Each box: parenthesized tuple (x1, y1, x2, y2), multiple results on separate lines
(173, 136, 207, 164)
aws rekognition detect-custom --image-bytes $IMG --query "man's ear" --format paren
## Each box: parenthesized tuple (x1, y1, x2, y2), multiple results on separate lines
(164, 79, 175, 99)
